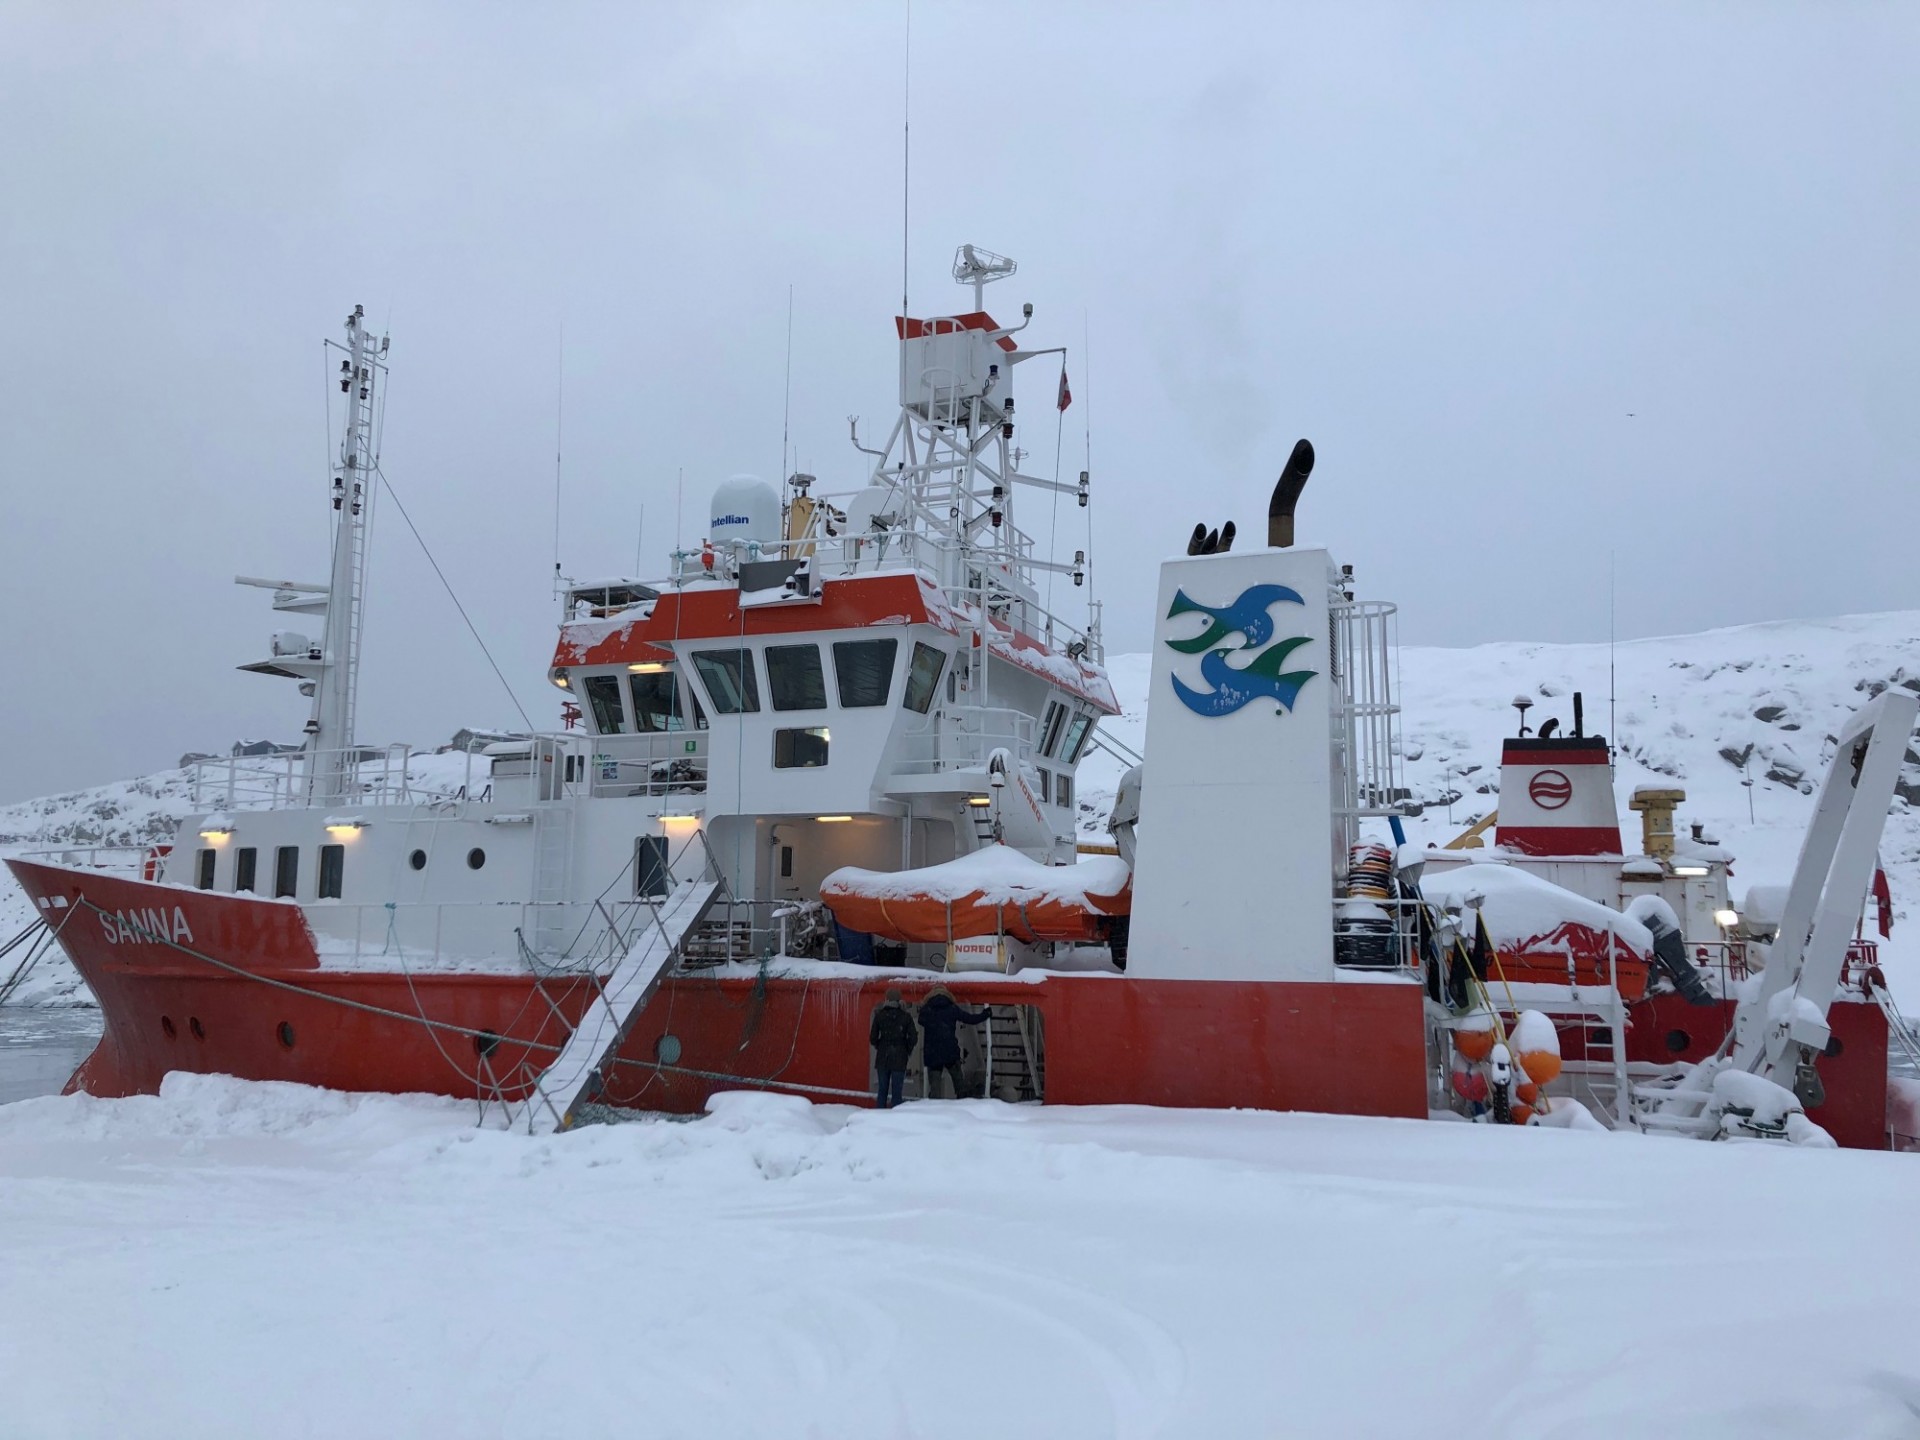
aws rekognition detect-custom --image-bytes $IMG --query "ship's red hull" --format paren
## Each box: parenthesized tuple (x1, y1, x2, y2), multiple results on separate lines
(12, 860, 1430, 1122)
(13, 859, 1888, 1146)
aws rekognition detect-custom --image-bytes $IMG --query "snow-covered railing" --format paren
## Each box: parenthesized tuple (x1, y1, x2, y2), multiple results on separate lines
(582, 732, 708, 799)
(893, 707, 1037, 776)
(17, 845, 155, 877)
(189, 745, 417, 811)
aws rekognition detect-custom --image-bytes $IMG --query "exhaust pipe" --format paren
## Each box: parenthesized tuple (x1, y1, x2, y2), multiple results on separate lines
(1267, 438, 1315, 548)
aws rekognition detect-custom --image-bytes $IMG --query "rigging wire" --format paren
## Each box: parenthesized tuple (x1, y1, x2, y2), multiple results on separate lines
(375, 467, 535, 731)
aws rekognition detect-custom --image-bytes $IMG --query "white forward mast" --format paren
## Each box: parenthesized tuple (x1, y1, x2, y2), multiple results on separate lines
(233, 306, 390, 803)
(311, 305, 387, 799)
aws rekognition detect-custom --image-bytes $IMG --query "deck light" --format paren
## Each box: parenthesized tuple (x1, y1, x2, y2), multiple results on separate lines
(199, 825, 233, 841)
(815, 815, 853, 823)
(966, 797, 992, 807)
(1672, 864, 1709, 877)
(1714, 909, 1739, 928)
(628, 661, 667, 673)
(324, 817, 367, 837)
(550, 670, 571, 690)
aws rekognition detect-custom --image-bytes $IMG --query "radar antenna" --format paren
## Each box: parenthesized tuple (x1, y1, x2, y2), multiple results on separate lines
(952, 244, 1017, 310)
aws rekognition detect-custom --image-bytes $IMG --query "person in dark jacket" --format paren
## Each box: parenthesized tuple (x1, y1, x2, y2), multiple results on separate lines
(917, 988, 992, 1099)
(868, 989, 917, 1109)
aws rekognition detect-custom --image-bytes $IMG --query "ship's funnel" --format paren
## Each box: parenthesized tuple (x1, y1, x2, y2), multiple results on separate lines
(1267, 439, 1315, 548)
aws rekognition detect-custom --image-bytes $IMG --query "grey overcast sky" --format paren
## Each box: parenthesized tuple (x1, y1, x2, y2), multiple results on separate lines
(1, 2, 1913, 803)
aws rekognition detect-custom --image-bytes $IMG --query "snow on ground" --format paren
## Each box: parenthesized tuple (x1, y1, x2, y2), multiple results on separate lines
(1083, 609, 1920, 1000)
(1, 1077, 1917, 1439)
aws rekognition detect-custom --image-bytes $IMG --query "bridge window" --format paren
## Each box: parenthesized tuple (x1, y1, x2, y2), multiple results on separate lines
(1039, 702, 1068, 758)
(274, 846, 299, 899)
(833, 639, 897, 708)
(1058, 774, 1074, 810)
(692, 649, 760, 714)
(628, 669, 685, 732)
(903, 642, 945, 714)
(766, 644, 828, 711)
(233, 847, 258, 893)
(318, 844, 345, 899)
(582, 674, 626, 734)
(195, 849, 216, 890)
(1034, 768, 1051, 803)
(1062, 713, 1094, 764)
(773, 726, 830, 769)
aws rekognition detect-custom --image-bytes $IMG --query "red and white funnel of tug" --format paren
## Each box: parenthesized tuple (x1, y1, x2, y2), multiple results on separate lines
(1496, 736, 1621, 856)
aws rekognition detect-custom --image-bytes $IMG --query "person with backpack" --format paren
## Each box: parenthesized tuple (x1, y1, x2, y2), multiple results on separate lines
(868, 988, 917, 1109)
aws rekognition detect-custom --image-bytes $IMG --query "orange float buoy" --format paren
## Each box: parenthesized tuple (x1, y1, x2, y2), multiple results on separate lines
(1453, 1028, 1496, 1062)
(1510, 1103, 1536, 1125)
(1518, 1051, 1562, 1086)
(1515, 1080, 1539, 1105)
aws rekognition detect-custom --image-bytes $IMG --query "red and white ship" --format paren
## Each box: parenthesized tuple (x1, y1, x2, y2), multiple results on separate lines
(11, 251, 1914, 1147)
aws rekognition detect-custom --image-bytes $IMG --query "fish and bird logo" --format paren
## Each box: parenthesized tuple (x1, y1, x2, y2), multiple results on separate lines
(1162, 583, 1318, 718)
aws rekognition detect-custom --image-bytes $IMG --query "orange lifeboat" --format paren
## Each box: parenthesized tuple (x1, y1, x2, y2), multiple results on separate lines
(821, 844, 1131, 944)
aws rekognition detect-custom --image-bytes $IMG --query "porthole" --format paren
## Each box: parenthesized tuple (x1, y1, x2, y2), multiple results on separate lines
(409, 849, 427, 871)
(467, 848, 486, 870)
(472, 1029, 501, 1059)
(160, 1015, 177, 1039)
(1823, 1035, 1845, 1059)
(655, 1033, 682, 1065)
(189, 1016, 206, 1040)
(276, 1021, 296, 1050)
(1664, 1029, 1692, 1055)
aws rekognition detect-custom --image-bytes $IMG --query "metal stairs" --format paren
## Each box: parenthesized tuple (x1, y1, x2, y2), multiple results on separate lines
(980, 1004, 1044, 1101)
(521, 879, 720, 1134)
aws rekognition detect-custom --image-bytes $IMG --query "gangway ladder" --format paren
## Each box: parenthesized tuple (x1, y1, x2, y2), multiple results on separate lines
(522, 879, 721, 1134)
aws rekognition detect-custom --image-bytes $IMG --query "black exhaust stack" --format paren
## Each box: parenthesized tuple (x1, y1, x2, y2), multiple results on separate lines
(1267, 439, 1316, 548)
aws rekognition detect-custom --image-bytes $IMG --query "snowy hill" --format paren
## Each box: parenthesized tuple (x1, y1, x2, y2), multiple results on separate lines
(4, 611, 1917, 1005)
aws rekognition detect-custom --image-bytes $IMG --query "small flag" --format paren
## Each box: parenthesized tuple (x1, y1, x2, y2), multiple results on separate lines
(1873, 863, 1894, 938)
(1057, 369, 1072, 412)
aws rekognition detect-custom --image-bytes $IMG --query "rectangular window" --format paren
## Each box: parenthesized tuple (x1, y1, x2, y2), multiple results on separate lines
(634, 836, 670, 899)
(274, 846, 299, 899)
(902, 641, 946, 714)
(779, 845, 793, 879)
(1058, 773, 1074, 810)
(773, 726, 830, 769)
(233, 847, 258, 894)
(833, 638, 898, 708)
(766, 643, 828, 711)
(1039, 701, 1068, 758)
(195, 848, 216, 890)
(1062, 713, 1094, 764)
(583, 674, 626, 734)
(691, 648, 760, 714)
(627, 669, 684, 732)
(1034, 768, 1051, 803)
(318, 844, 345, 899)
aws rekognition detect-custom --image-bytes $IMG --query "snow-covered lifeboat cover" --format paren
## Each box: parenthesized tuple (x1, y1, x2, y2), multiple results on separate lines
(1420, 861, 1654, 999)
(821, 844, 1131, 944)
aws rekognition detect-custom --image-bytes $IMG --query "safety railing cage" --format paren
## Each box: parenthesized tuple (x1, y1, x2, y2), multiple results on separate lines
(1330, 599, 1405, 851)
